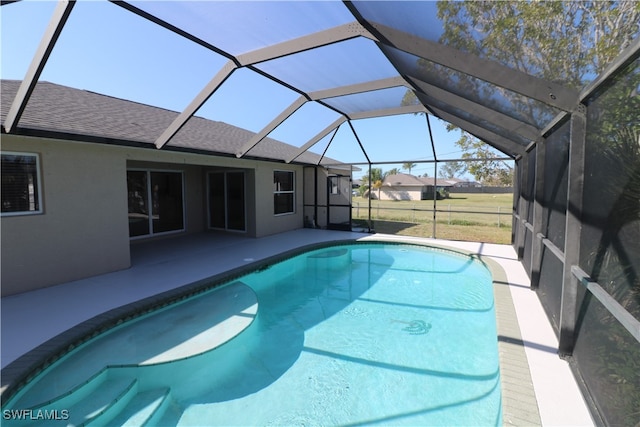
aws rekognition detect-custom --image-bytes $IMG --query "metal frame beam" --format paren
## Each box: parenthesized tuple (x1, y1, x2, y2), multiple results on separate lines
(530, 140, 547, 289)
(418, 92, 527, 155)
(558, 104, 587, 357)
(3, 0, 75, 133)
(572, 266, 640, 343)
(347, 120, 371, 164)
(155, 60, 237, 149)
(316, 127, 340, 165)
(579, 36, 640, 103)
(286, 117, 347, 163)
(236, 96, 307, 158)
(239, 77, 411, 159)
(408, 75, 541, 142)
(319, 156, 512, 168)
(308, 76, 407, 100)
(236, 22, 372, 66)
(355, 19, 579, 112)
(516, 156, 535, 258)
(348, 104, 425, 120)
(427, 107, 524, 158)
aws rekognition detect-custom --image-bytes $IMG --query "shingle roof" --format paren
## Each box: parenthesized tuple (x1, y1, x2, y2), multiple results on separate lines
(382, 173, 454, 187)
(382, 173, 425, 186)
(0, 80, 331, 165)
(418, 176, 454, 187)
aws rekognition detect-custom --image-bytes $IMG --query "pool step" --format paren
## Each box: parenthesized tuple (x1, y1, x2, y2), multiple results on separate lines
(103, 387, 172, 426)
(73, 378, 137, 426)
(16, 369, 111, 411)
(8, 377, 137, 427)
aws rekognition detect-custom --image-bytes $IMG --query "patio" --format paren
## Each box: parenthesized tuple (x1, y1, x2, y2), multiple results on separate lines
(1, 229, 592, 425)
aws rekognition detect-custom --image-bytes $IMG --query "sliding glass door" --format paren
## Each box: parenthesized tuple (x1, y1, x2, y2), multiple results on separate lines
(127, 170, 184, 238)
(208, 171, 246, 232)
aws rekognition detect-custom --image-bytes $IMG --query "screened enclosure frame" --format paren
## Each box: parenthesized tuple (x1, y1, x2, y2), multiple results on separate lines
(2, 1, 639, 424)
(5, 0, 578, 162)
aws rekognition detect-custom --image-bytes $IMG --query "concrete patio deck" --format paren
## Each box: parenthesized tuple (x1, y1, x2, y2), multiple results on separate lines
(1, 229, 593, 425)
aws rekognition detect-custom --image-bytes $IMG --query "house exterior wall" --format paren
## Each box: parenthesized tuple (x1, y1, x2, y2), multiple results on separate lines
(1, 135, 130, 296)
(380, 185, 423, 201)
(1, 135, 305, 295)
(254, 164, 304, 237)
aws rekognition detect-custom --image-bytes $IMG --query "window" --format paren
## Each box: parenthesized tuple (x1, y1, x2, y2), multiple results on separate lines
(1, 152, 42, 216)
(274, 170, 295, 215)
(127, 170, 184, 238)
(329, 176, 340, 195)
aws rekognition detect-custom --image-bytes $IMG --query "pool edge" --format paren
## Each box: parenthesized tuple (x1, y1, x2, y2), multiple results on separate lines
(1, 238, 543, 427)
(483, 256, 542, 426)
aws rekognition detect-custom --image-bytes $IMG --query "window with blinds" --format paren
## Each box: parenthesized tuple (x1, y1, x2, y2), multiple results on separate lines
(1, 152, 41, 216)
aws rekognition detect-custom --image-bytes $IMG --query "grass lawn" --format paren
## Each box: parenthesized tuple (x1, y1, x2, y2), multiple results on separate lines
(351, 193, 513, 244)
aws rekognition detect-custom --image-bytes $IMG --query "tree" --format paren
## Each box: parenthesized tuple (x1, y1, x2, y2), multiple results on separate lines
(372, 179, 384, 200)
(437, 1, 639, 91)
(438, 161, 465, 179)
(446, 124, 514, 186)
(360, 167, 384, 199)
(402, 163, 417, 175)
(411, 2, 639, 183)
(386, 167, 401, 176)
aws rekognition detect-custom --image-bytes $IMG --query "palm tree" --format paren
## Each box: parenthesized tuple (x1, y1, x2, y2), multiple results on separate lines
(361, 167, 384, 199)
(372, 179, 383, 200)
(386, 167, 400, 176)
(402, 163, 417, 175)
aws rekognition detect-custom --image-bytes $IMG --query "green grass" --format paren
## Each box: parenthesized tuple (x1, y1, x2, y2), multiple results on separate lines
(351, 193, 513, 244)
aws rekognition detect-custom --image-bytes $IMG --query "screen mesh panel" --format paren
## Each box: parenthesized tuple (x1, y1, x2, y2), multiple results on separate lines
(581, 58, 640, 319)
(356, 1, 640, 91)
(543, 120, 570, 249)
(525, 150, 536, 224)
(256, 38, 399, 93)
(382, 45, 559, 130)
(322, 87, 408, 115)
(128, 1, 355, 56)
(537, 245, 564, 335)
(523, 228, 533, 275)
(573, 292, 640, 426)
(1, 1, 57, 81)
(40, 1, 225, 113)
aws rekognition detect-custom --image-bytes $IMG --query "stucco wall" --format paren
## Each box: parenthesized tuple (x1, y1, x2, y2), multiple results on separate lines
(380, 186, 423, 201)
(1, 135, 304, 295)
(254, 164, 304, 237)
(1, 135, 131, 296)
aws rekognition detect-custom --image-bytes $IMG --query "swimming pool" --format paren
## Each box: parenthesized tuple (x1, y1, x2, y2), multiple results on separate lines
(3, 243, 502, 426)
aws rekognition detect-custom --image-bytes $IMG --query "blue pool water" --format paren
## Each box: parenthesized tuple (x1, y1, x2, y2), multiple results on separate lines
(4, 243, 501, 426)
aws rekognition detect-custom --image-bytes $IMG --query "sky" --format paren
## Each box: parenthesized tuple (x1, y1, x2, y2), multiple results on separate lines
(1, 0, 508, 180)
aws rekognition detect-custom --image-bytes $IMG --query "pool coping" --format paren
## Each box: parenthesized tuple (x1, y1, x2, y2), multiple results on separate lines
(1, 239, 542, 425)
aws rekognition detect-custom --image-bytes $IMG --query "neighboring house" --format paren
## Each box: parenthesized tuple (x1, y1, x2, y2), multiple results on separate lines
(443, 177, 482, 188)
(378, 174, 453, 201)
(0, 80, 348, 296)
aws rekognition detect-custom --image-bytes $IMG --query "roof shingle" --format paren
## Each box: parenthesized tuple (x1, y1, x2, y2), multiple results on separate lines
(0, 80, 331, 165)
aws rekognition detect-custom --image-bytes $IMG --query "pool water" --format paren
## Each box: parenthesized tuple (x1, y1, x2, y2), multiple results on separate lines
(4, 243, 501, 426)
